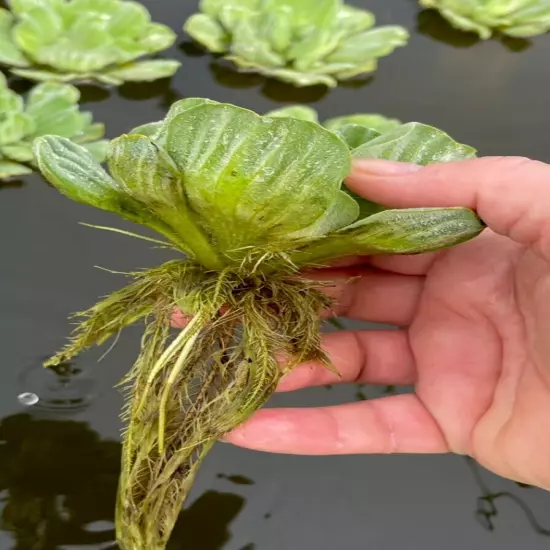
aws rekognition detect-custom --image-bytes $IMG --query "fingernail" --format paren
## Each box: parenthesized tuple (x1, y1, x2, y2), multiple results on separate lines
(353, 159, 422, 175)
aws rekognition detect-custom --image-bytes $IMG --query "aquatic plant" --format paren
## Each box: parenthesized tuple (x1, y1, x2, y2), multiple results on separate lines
(265, 104, 402, 133)
(0, 0, 180, 85)
(184, 0, 409, 87)
(0, 73, 106, 179)
(34, 98, 485, 550)
(419, 0, 550, 38)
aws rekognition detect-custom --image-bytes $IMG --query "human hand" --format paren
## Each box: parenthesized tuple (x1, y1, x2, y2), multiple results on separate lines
(226, 156, 550, 491)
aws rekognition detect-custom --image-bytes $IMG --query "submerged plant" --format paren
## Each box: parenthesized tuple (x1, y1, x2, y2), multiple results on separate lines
(184, 0, 409, 87)
(34, 98, 485, 550)
(0, 73, 106, 179)
(419, 0, 550, 38)
(265, 104, 402, 134)
(0, 0, 180, 85)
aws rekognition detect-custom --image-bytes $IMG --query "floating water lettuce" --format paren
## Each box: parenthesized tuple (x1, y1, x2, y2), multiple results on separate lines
(419, 0, 550, 38)
(266, 104, 402, 133)
(184, 0, 409, 87)
(0, 73, 106, 179)
(34, 99, 484, 550)
(0, 0, 180, 85)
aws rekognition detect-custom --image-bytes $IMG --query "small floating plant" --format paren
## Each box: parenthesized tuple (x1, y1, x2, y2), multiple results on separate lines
(34, 98, 485, 549)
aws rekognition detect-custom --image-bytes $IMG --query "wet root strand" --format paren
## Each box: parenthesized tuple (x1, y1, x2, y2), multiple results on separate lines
(45, 259, 333, 550)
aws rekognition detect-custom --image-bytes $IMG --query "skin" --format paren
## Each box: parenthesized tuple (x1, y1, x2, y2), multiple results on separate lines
(225, 156, 550, 491)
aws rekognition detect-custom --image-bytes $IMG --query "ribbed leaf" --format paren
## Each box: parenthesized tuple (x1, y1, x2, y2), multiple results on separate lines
(0, 112, 35, 145)
(184, 13, 229, 53)
(163, 103, 351, 254)
(11, 68, 80, 82)
(325, 114, 402, 133)
(0, 88, 24, 113)
(107, 1, 150, 37)
(291, 207, 484, 266)
(1, 142, 33, 162)
(0, 8, 30, 67)
(82, 140, 108, 162)
(0, 159, 32, 178)
(33, 136, 178, 242)
(13, 7, 64, 55)
(104, 60, 180, 82)
(106, 134, 222, 267)
(287, 190, 359, 240)
(352, 122, 477, 164)
(327, 26, 410, 64)
(333, 125, 382, 150)
(138, 23, 177, 52)
(265, 105, 319, 123)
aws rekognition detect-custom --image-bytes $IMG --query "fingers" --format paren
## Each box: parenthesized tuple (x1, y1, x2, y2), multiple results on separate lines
(347, 156, 550, 262)
(226, 394, 449, 455)
(277, 329, 416, 392)
(315, 267, 424, 325)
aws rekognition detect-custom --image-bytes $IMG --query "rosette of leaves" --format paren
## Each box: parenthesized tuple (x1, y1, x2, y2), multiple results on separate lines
(184, 0, 409, 87)
(0, 0, 180, 85)
(419, 0, 550, 38)
(0, 73, 106, 179)
(34, 98, 484, 550)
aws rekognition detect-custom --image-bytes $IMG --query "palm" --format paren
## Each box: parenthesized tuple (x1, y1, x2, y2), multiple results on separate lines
(412, 230, 550, 488)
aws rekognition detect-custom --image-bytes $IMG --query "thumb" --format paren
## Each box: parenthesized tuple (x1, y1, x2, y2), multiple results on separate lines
(347, 156, 550, 261)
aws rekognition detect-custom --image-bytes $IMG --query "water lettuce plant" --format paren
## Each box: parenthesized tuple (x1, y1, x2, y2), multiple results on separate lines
(265, 104, 402, 134)
(34, 98, 484, 550)
(0, 0, 180, 85)
(184, 0, 409, 87)
(0, 73, 106, 179)
(419, 0, 550, 38)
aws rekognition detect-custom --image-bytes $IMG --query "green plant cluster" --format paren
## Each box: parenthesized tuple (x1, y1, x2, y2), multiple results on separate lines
(184, 0, 409, 87)
(0, 0, 180, 84)
(420, 0, 550, 39)
(34, 99, 485, 550)
(0, 73, 106, 179)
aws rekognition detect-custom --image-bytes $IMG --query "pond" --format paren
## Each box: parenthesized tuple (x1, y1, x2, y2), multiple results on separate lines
(1, 0, 550, 549)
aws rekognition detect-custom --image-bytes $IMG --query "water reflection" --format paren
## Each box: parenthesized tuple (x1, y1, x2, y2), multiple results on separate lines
(0, 414, 249, 549)
(416, 10, 532, 52)
(0, 413, 120, 549)
(117, 79, 181, 110)
(209, 63, 329, 103)
(465, 457, 550, 536)
(0, 179, 25, 190)
(78, 84, 111, 104)
(217, 474, 255, 486)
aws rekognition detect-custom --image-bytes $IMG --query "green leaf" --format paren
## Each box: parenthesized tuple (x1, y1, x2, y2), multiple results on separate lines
(0, 87, 24, 113)
(0, 159, 32, 178)
(82, 139, 108, 162)
(264, 105, 319, 123)
(11, 68, 80, 82)
(104, 60, 180, 82)
(13, 6, 64, 55)
(163, 103, 351, 254)
(0, 112, 35, 145)
(129, 121, 162, 138)
(106, 134, 222, 268)
(287, 190, 359, 240)
(229, 18, 285, 69)
(352, 122, 477, 164)
(0, 8, 30, 67)
(326, 26, 409, 64)
(72, 122, 106, 144)
(33, 136, 183, 247)
(184, 13, 228, 53)
(291, 207, 484, 266)
(1, 142, 33, 162)
(325, 114, 402, 134)
(333, 125, 382, 150)
(335, 5, 375, 34)
(138, 23, 177, 52)
(107, 1, 150, 37)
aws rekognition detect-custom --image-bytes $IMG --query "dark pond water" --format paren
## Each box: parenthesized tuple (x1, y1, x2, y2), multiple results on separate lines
(1, 0, 550, 549)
